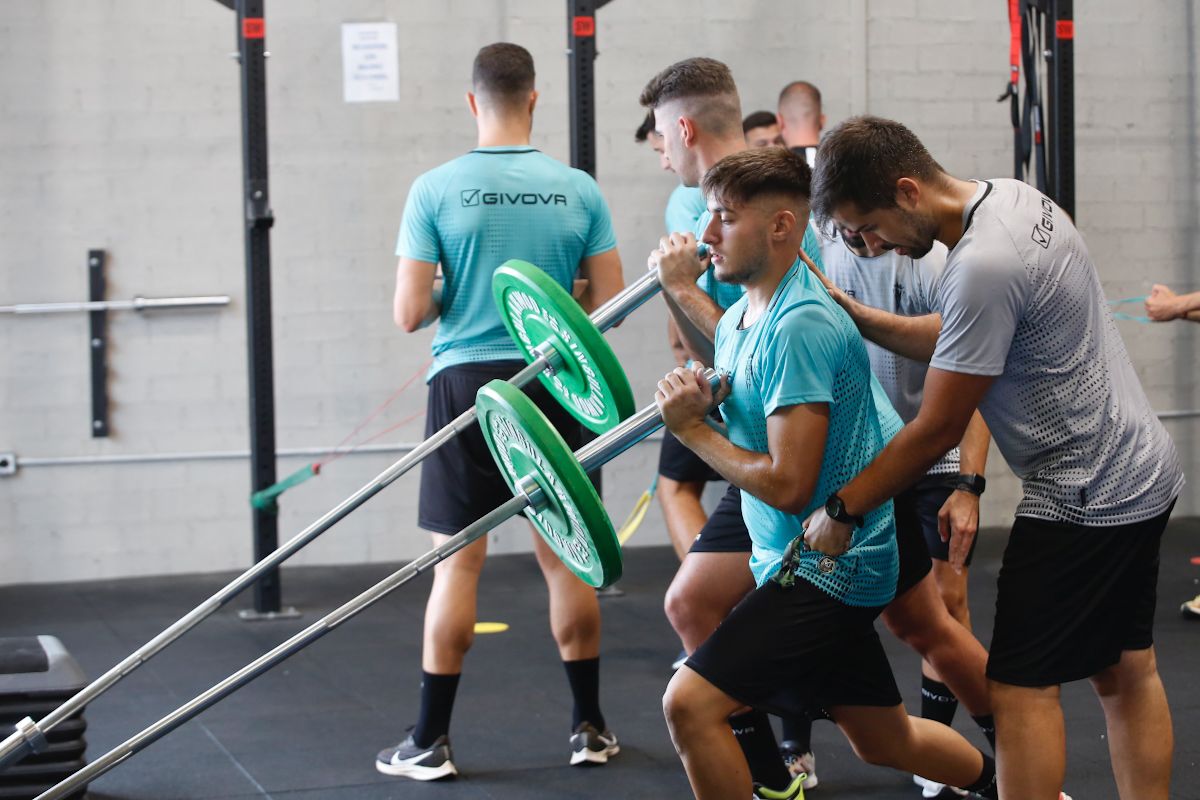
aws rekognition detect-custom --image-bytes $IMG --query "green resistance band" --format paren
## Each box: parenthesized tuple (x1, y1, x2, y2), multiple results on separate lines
(250, 463, 319, 514)
(1109, 295, 1151, 323)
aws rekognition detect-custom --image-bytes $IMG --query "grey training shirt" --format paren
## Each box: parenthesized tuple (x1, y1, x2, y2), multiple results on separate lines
(817, 225, 958, 476)
(931, 179, 1183, 525)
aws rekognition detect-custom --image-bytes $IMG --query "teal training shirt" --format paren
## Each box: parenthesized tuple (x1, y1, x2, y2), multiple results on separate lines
(713, 259, 902, 607)
(664, 184, 707, 236)
(396, 146, 617, 378)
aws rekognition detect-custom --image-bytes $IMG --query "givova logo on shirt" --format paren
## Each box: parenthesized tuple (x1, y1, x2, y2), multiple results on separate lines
(461, 189, 568, 207)
(1031, 196, 1054, 249)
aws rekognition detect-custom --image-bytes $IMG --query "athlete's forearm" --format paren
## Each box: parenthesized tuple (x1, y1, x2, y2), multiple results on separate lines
(1178, 290, 1200, 321)
(844, 302, 941, 363)
(841, 416, 965, 517)
(666, 317, 689, 367)
(957, 411, 991, 475)
(662, 285, 721, 365)
(673, 421, 813, 514)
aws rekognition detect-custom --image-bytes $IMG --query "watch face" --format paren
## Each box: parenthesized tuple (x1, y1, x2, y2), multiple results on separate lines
(825, 495, 845, 520)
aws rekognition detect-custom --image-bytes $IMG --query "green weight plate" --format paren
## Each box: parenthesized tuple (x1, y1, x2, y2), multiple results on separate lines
(476, 380, 622, 588)
(492, 260, 635, 434)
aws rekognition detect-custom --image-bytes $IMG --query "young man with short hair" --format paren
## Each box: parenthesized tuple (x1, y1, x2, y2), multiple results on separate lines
(743, 110, 784, 149)
(635, 112, 723, 567)
(655, 145, 1001, 800)
(377, 42, 624, 781)
(642, 58, 821, 795)
(806, 115, 1181, 800)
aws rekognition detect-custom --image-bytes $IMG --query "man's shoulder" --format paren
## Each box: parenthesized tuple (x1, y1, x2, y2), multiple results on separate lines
(669, 184, 706, 207)
(412, 154, 474, 189)
(774, 288, 844, 339)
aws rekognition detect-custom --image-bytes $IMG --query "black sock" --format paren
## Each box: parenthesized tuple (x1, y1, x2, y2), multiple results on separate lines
(962, 751, 998, 799)
(921, 675, 959, 727)
(971, 713, 997, 751)
(412, 671, 461, 747)
(730, 710, 791, 791)
(780, 713, 813, 753)
(563, 657, 604, 731)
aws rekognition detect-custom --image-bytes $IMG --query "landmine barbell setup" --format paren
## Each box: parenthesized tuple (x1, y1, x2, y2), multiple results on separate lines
(1, 245, 713, 792)
(32, 360, 723, 799)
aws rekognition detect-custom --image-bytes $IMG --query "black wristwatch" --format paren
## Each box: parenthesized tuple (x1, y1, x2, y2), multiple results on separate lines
(950, 473, 987, 496)
(825, 493, 864, 528)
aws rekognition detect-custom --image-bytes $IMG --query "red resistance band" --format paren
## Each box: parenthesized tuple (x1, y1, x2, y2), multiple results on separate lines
(1007, 0, 1021, 88)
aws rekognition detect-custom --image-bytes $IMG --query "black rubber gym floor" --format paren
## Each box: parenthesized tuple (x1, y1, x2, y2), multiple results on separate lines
(2, 518, 1198, 799)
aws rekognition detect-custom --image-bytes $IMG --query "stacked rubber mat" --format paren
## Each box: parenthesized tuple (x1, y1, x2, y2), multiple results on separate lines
(0, 637, 87, 799)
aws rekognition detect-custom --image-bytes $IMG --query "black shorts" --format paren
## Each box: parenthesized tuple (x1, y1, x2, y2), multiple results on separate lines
(688, 484, 752, 554)
(658, 428, 721, 483)
(417, 361, 601, 534)
(893, 476, 978, 596)
(685, 578, 901, 720)
(986, 502, 1174, 687)
(893, 484, 934, 597)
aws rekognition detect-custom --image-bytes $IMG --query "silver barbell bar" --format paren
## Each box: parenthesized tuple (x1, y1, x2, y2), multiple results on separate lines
(34, 372, 723, 800)
(0, 295, 231, 315)
(0, 249, 710, 773)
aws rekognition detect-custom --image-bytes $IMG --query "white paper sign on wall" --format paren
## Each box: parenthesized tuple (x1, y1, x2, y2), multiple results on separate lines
(342, 22, 399, 103)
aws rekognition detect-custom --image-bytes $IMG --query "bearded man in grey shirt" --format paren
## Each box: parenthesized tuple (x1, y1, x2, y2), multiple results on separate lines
(803, 116, 1182, 800)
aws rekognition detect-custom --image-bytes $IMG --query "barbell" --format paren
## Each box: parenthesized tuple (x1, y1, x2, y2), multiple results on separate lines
(0, 244, 711, 773)
(34, 369, 724, 799)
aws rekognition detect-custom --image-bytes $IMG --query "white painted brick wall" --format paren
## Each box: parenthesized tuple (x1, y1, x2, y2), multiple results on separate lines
(1, 0, 1195, 585)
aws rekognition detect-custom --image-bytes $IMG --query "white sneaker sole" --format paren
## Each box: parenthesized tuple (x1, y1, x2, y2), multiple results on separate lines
(569, 743, 620, 766)
(375, 759, 458, 780)
(913, 774, 967, 797)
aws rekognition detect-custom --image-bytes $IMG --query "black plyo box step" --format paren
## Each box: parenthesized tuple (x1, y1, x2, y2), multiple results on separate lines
(9, 738, 86, 767)
(0, 756, 86, 783)
(0, 718, 86, 745)
(0, 637, 88, 799)
(0, 699, 80, 721)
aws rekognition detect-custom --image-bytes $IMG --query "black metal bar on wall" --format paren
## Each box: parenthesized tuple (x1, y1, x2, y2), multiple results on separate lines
(236, 0, 281, 613)
(88, 249, 109, 438)
(567, 0, 611, 177)
(1047, 0, 1075, 219)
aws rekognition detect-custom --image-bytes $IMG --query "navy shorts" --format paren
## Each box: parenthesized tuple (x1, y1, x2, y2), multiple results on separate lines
(417, 361, 600, 534)
(893, 476, 977, 595)
(917, 477, 979, 566)
(986, 502, 1173, 687)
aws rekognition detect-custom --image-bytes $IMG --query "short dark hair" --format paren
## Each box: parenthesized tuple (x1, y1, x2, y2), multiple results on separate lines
(742, 110, 778, 134)
(472, 43, 535, 103)
(639, 58, 741, 139)
(635, 111, 656, 143)
(810, 116, 945, 227)
(701, 147, 812, 212)
(639, 57, 737, 108)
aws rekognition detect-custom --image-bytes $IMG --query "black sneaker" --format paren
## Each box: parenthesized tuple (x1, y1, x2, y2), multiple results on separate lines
(568, 721, 620, 766)
(375, 734, 457, 780)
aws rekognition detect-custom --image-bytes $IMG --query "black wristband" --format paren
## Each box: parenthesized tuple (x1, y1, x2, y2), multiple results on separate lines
(949, 473, 987, 496)
(825, 493, 864, 528)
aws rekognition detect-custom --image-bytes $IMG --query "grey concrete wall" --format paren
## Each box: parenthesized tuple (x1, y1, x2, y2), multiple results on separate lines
(1, 0, 1196, 585)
